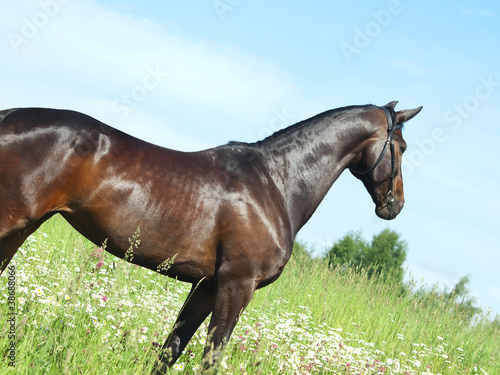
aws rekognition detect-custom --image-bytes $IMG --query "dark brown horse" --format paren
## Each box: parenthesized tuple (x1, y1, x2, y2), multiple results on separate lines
(0, 102, 421, 371)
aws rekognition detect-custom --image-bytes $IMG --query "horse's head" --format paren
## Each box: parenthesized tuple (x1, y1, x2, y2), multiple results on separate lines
(350, 101, 422, 220)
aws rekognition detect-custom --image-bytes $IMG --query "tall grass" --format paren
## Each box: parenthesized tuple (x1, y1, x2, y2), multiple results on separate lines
(1, 216, 498, 374)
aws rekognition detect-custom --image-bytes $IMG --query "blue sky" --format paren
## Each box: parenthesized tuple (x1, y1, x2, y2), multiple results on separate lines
(1, 0, 499, 315)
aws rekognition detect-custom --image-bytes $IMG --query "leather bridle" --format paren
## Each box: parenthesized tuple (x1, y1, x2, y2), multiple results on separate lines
(350, 106, 402, 203)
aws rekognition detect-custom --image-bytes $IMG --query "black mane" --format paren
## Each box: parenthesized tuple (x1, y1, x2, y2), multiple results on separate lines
(256, 105, 373, 145)
(224, 104, 381, 149)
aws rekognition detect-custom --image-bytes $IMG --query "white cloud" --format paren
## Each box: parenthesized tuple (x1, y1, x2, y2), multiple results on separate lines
(0, 0, 311, 149)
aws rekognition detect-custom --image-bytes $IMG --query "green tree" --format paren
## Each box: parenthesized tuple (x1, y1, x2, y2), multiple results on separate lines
(414, 275, 483, 323)
(326, 230, 368, 269)
(326, 229, 408, 283)
(365, 229, 407, 283)
(445, 275, 481, 321)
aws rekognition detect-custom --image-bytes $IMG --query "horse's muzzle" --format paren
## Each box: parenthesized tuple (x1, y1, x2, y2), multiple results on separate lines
(375, 196, 404, 220)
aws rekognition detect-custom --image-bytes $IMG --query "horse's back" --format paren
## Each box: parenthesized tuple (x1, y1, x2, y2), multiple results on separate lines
(0, 108, 16, 123)
(0, 107, 293, 285)
(1, 107, 87, 125)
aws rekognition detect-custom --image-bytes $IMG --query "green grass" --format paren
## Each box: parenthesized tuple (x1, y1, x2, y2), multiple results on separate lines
(1, 216, 498, 374)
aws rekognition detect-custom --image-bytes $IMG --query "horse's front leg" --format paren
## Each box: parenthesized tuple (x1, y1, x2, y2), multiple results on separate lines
(154, 282, 215, 374)
(201, 273, 257, 371)
(0, 216, 53, 273)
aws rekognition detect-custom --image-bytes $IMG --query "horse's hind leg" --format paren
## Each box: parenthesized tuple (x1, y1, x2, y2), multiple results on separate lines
(201, 274, 257, 370)
(0, 215, 54, 273)
(154, 282, 215, 374)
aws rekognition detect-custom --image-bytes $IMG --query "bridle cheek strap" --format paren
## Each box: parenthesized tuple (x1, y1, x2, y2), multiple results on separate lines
(350, 106, 402, 202)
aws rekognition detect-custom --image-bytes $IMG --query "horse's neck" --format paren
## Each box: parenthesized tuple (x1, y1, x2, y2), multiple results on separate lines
(259, 108, 370, 235)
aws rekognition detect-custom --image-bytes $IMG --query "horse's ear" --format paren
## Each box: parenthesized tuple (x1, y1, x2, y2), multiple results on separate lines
(395, 106, 423, 124)
(384, 101, 398, 110)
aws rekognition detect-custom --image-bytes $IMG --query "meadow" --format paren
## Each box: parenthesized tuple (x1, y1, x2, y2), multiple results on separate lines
(1, 216, 498, 374)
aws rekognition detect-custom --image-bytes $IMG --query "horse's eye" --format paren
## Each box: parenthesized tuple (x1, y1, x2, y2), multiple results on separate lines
(400, 146, 407, 154)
